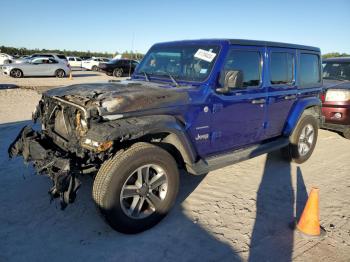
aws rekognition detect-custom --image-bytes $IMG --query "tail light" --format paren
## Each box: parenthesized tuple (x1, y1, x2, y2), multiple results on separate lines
(320, 92, 325, 102)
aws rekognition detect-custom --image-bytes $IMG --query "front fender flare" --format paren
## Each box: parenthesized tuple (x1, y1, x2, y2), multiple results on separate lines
(86, 115, 197, 165)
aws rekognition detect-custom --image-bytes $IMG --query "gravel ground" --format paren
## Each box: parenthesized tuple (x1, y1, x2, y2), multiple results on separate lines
(0, 89, 349, 262)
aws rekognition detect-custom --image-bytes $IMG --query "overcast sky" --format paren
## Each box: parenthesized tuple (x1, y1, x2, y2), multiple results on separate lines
(1, 0, 349, 54)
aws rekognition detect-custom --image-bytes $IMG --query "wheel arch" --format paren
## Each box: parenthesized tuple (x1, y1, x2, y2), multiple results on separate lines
(10, 68, 23, 77)
(87, 115, 198, 167)
(283, 97, 322, 136)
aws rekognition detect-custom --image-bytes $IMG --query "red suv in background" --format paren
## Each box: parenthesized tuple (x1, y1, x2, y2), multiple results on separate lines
(321, 57, 350, 139)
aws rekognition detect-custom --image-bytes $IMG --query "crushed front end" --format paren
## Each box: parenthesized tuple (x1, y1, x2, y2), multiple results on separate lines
(8, 81, 190, 209)
(8, 95, 114, 208)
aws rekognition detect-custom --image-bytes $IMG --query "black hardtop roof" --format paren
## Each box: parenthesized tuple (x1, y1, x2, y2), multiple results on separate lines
(155, 39, 320, 52)
(323, 57, 350, 62)
(227, 39, 320, 52)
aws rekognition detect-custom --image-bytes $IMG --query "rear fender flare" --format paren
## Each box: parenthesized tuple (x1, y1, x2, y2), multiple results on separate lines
(283, 97, 321, 136)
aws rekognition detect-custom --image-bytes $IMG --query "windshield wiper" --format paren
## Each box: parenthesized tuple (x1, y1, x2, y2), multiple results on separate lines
(139, 71, 150, 82)
(167, 73, 179, 87)
(155, 73, 179, 87)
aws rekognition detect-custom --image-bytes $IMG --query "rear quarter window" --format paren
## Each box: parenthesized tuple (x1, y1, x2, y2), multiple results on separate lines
(299, 53, 321, 87)
(57, 55, 67, 60)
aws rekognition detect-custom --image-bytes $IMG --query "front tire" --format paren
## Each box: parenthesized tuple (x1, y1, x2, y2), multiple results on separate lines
(55, 69, 66, 78)
(281, 114, 318, 164)
(10, 69, 23, 78)
(92, 65, 98, 71)
(93, 142, 179, 234)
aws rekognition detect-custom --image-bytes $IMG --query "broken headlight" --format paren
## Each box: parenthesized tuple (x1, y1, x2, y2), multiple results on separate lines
(82, 138, 113, 152)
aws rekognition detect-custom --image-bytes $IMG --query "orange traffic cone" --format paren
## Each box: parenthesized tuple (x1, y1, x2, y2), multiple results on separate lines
(296, 187, 323, 237)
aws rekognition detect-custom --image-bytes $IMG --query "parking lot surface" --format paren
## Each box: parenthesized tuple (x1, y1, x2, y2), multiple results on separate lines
(0, 88, 349, 262)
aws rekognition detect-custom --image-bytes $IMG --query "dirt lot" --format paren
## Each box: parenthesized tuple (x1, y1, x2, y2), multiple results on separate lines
(0, 87, 349, 262)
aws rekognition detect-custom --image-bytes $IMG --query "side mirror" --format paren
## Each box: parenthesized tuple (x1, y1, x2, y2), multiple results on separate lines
(216, 70, 243, 94)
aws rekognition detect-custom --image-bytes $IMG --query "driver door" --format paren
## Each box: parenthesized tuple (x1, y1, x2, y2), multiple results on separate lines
(208, 46, 267, 155)
(28, 58, 48, 76)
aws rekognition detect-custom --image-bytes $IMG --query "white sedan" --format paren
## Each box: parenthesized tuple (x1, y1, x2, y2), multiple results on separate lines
(1, 57, 71, 78)
(81, 57, 110, 71)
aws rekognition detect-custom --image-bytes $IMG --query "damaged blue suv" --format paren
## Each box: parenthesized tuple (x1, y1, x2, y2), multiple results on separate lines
(9, 39, 323, 233)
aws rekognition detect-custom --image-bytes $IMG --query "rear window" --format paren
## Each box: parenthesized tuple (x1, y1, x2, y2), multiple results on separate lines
(300, 54, 321, 87)
(270, 52, 294, 85)
(57, 55, 67, 60)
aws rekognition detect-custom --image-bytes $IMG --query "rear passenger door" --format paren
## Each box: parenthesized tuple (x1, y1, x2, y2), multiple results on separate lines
(264, 48, 297, 139)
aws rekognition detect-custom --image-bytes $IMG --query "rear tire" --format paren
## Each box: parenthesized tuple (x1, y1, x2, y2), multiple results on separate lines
(92, 142, 179, 234)
(92, 65, 98, 71)
(55, 69, 66, 78)
(281, 114, 318, 164)
(10, 69, 23, 78)
(113, 68, 123, 77)
(343, 129, 350, 139)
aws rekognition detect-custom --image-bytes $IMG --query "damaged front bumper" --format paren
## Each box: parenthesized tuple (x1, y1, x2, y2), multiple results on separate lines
(8, 126, 81, 209)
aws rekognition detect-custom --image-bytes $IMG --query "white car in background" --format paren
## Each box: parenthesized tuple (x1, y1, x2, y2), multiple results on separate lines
(67, 56, 83, 68)
(1, 57, 71, 78)
(0, 53, 13, 65)
(81, 57, 110, 71)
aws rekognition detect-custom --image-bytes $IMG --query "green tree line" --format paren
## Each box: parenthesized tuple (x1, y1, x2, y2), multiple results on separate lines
(0, 45, 144, 60)
(322, 52, 350, 59)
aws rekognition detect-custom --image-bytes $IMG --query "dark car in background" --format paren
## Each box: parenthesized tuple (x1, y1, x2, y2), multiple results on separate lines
(321, 57, 350, 139)
(99, 59, 139, 77)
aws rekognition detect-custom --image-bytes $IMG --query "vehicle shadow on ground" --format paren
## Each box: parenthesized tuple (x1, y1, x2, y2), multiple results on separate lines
(0, 121, 241, 262)
(72, 73, 101, 77)
(248, 152, 308, 262)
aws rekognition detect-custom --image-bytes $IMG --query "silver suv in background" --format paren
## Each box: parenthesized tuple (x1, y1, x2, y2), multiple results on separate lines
(14, 53, 68, 64)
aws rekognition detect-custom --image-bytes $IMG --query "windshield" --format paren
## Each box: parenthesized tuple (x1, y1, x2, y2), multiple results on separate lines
(323, 61, 350, 81)
(135, 44, 221, 82)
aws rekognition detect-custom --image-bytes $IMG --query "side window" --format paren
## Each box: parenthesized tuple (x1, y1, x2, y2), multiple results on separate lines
(300, 53, 321, 87)
(68, 58, 75, 61)
(270, 52, 294, 85)
(223, 49, 261, 88)
(76, 58, 82, 61)
(33, 58, 44, 64)
(49, 58, 58, 64)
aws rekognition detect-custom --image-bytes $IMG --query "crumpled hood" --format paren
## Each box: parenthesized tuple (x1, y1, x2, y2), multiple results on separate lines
(323, 79, 350, 90)
(44, 80, 191, 116)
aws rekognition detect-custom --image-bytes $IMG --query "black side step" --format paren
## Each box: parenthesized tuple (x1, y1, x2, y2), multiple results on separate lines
(187, 137, 290, 175)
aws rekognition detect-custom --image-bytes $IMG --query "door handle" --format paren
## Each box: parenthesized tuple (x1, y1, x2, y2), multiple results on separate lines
(284, 95, 297, 100)
(251, 98, 266, 104)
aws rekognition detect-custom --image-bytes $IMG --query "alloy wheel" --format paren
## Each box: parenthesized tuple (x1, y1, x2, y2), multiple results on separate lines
(120, 164, 168, 219)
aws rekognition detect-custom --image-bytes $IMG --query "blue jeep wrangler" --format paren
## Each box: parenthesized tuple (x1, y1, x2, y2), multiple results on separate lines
(9, 39, 323, 233)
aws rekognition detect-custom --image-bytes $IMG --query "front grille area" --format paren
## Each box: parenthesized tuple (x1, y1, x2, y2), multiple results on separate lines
(41, 96, 83, 147)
